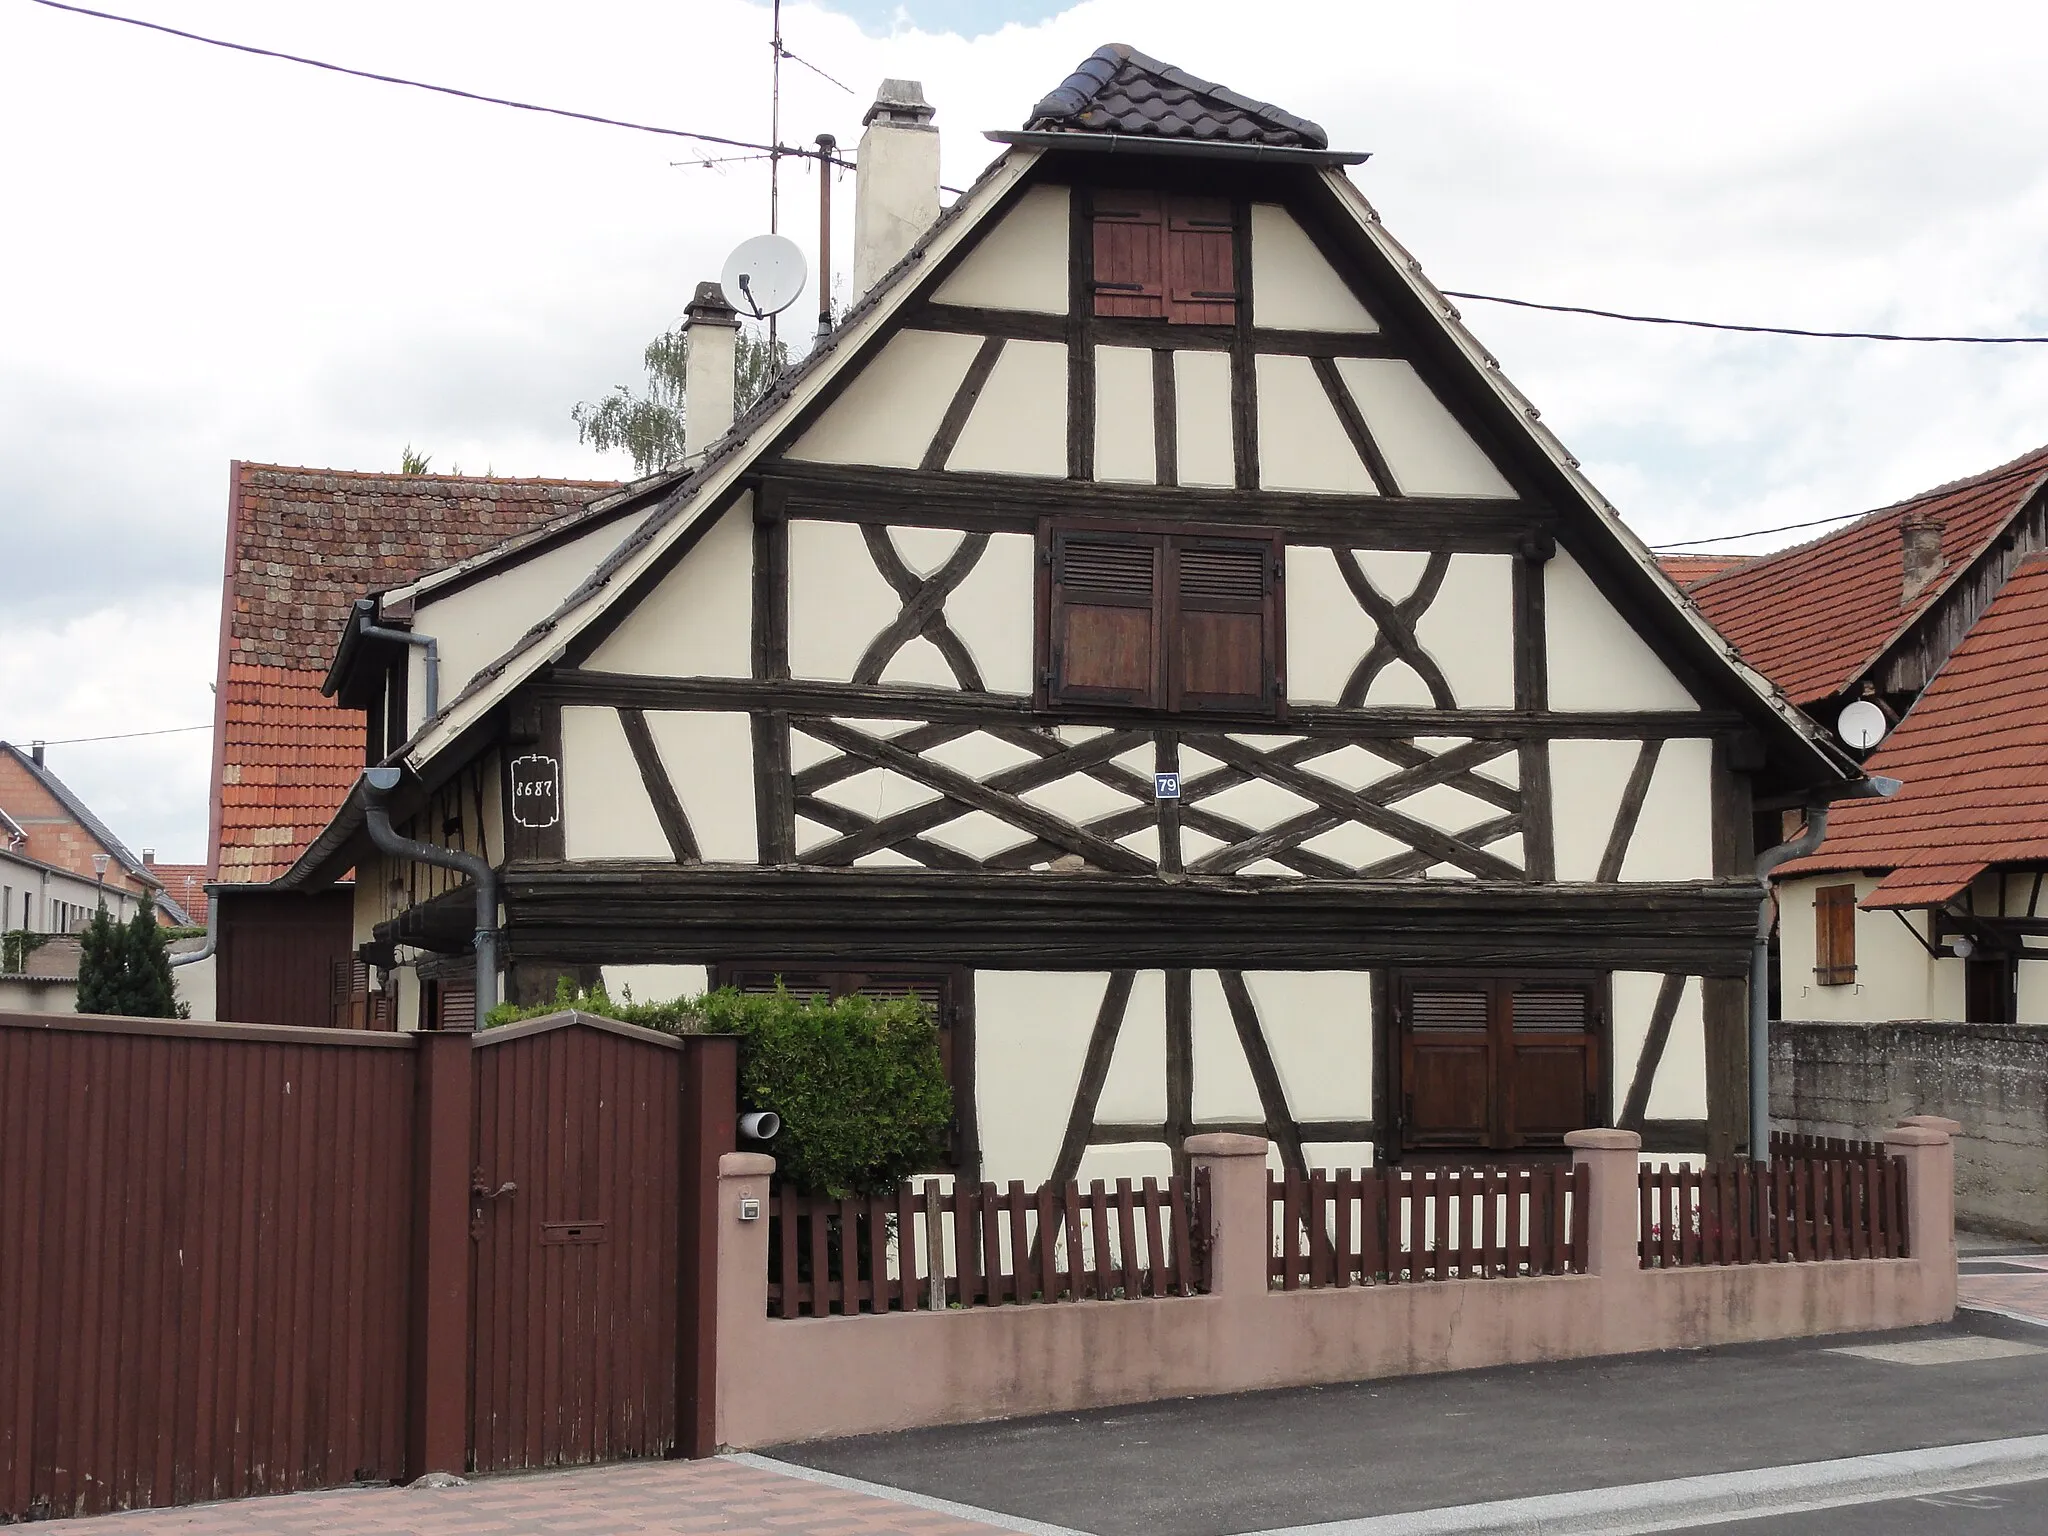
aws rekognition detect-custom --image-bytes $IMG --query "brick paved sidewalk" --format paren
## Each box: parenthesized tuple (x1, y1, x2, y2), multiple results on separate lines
(1960, 1256, 2048, 1329)
(39, 1456, 1007, 1536)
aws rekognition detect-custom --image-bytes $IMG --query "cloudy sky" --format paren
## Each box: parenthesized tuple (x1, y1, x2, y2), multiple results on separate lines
(4, 0, 2047, 864)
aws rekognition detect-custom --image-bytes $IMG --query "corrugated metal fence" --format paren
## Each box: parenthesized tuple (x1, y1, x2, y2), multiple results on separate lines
(0, 1009, 734, 1522)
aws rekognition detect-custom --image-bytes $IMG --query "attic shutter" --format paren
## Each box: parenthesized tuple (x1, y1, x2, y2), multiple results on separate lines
(1091, 190, 1165, 318)
(1814, 884, 1857, 985)
(1399, 983, 1493, 1150)
(1169, 536, 1278, 713)
(1049, 530, 1164, 707)
(1505, 987, 1598, 1149)
(434, 976, 476, 1032)
(1165, 196, 1237, 324)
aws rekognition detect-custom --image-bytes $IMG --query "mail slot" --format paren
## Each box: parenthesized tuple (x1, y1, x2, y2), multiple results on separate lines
(540, 1221, 607, 1245)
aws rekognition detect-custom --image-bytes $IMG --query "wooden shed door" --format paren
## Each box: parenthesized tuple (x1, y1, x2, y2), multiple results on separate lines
(468, 1020, 681, 1472)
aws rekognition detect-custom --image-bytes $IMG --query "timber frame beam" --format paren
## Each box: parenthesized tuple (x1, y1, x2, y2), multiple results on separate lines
(467, 865, 1763, 973)
(753, 461, 1554, 551)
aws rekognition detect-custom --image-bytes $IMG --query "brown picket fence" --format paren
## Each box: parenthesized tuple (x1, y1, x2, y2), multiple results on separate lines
(1770, 1131, 1885, 1161)
(1638, 1155, 1908, 1268)
(1268, 1164, 1586, 1289)
(766, 1172, 1209, 1317)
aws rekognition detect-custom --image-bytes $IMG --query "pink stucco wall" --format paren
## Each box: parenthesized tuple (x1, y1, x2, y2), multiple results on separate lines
(714, 1124, 1957, 1450)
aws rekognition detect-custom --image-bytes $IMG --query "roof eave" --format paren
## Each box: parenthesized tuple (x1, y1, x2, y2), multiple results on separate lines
(986, 129, 1368, 167)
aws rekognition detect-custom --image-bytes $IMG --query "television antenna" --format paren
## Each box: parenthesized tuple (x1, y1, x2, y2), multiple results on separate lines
(1837, 699, 1888, 751)
(721, 234, 807, 320)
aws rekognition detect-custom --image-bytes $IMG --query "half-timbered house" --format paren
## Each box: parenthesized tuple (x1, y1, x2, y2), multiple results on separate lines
(287, 46, 1865, 1180)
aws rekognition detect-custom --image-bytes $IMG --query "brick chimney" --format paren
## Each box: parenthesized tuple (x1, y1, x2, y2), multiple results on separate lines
(1901, 514, 1944, 604)
(854, 80, 940, 299)
(682, 280, 740, 461)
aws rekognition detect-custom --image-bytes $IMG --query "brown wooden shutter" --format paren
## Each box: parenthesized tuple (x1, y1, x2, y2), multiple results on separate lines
(1814, 884, 1857, 985)
(1091, 190, 1165, 318)
(1049, 530, 1164, 708)
(1503, 986, 1598, 1149)
(436, 976, 476, 1031)
(1168, 535, 1278, 713)
(1399, 983, 1493, 1151)
(1165, 196, 1237, 324)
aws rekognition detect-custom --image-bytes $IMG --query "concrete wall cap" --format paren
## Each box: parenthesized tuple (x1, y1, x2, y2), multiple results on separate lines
(1901, 1114, 1964, 1136)
(1184, 1132, 1270, 1158)
(719, 1151, 777, 1177)
(1883, 1126, 1948, 1147)
(1564, 1128, 1643, 1151)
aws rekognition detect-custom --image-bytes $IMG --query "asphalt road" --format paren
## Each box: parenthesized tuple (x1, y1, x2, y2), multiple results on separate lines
(779, 1324, 2048, 1536)
(1696, 1477, 2048, 1534)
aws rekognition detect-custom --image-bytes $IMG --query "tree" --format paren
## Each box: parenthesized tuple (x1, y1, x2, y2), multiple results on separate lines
(75, 896, 183, 1018)
(571, 325, 789, 477)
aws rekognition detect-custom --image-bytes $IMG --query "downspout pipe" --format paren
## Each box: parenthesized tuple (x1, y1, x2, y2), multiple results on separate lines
(359, 767, 497, 1023)
(168, 906, 214, 969)
(1748, 773, 1901, 1161)
(1750, 807, 1827, 1162)
(353, 600, 440, 721)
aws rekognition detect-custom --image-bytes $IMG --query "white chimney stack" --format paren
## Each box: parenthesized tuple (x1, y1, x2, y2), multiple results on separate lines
(682, 280, 740, 460)
(854, 79, 940, 298)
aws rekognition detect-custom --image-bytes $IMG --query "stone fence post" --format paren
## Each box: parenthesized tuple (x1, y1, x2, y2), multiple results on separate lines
(714, 1152, 776, 1448)
(1186, 1133, 1272, 1300)
(1564, 1127, 1643, 1279)
(1885, 1121, 1956, 1314)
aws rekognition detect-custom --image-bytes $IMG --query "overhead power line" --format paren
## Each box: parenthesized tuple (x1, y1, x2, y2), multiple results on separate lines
(33, 723, 214, 746)
(1650, 514, 1863, 551)
(1445, 291, 2048, 345)
(32, 2, 2048, 341)
(28, 0, 807, 158)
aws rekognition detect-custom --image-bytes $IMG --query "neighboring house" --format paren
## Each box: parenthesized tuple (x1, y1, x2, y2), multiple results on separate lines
(142, 853, 210, 928)
(286, 44, 1866, 1184)
(0, 740, 189, 931)
(1658, 554, 1753, 588)
(1688, 443, 2048, 1024)
(202, 462, 618, 1027)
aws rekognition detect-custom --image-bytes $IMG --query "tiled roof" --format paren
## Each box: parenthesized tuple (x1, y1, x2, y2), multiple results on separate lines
(1657, 554, 1753, 587)
(1026, 44, 1329, 149)
(1780, 553, 2048, 901)
(145, 863, 211, 926)
(213, 464, 619, 884)
(1689, 444, 2048, 706)
(0, 741, 151, 883)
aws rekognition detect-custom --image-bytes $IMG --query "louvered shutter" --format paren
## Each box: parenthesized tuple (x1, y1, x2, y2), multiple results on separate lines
(1814, 884, 1857, 985)
(435, 976, 476, 1032)
(1165, 196, 1237, 324)
(1169, 535, 1278, 713)
(1504, 987, 1597, 1149)
(1091, 190, 1165, 318)
(1049, 530, 1164, 708)
(1399, 983, 1493, 1150)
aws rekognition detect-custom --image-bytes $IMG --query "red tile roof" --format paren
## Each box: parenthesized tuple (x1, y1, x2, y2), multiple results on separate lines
(210, 464, 620, 884)
(1780, 552, 2048, 901)
(142, 863, 211, 925)
(1657, 554, 1753, 587)
(1688, 444, 2048, 706)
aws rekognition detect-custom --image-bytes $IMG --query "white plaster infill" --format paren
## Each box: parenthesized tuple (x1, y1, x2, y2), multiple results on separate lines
(737, 1436, 2048, 1536)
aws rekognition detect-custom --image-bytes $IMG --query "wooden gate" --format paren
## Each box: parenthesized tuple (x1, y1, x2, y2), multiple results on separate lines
(468, 1016, 683, 1472)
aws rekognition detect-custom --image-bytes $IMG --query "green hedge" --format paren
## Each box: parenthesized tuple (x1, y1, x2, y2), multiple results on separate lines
(485, 979, 952, 1198)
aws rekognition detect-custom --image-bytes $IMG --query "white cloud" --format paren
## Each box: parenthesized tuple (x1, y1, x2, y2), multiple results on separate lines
(6, 0, 2048, 858)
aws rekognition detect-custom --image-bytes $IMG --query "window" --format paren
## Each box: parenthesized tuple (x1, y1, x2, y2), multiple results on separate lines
(1393, 973, 1604, 1154)
(1965, 954, 2016, 1024)
(1814, 884, 1857, 985)
(713, 964, 967, 1167)
(1090, 190, 1237, 324)
(1043, 523, 1282, 715)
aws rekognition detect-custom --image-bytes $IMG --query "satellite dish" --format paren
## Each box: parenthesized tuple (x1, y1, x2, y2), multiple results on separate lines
(1838, 700, 1888, 751)
(720, 234, 806, 319)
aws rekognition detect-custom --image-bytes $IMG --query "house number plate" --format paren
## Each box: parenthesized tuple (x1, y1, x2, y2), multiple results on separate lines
(1154, 772, 1182, 801)
(509, 753, 561, 829)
